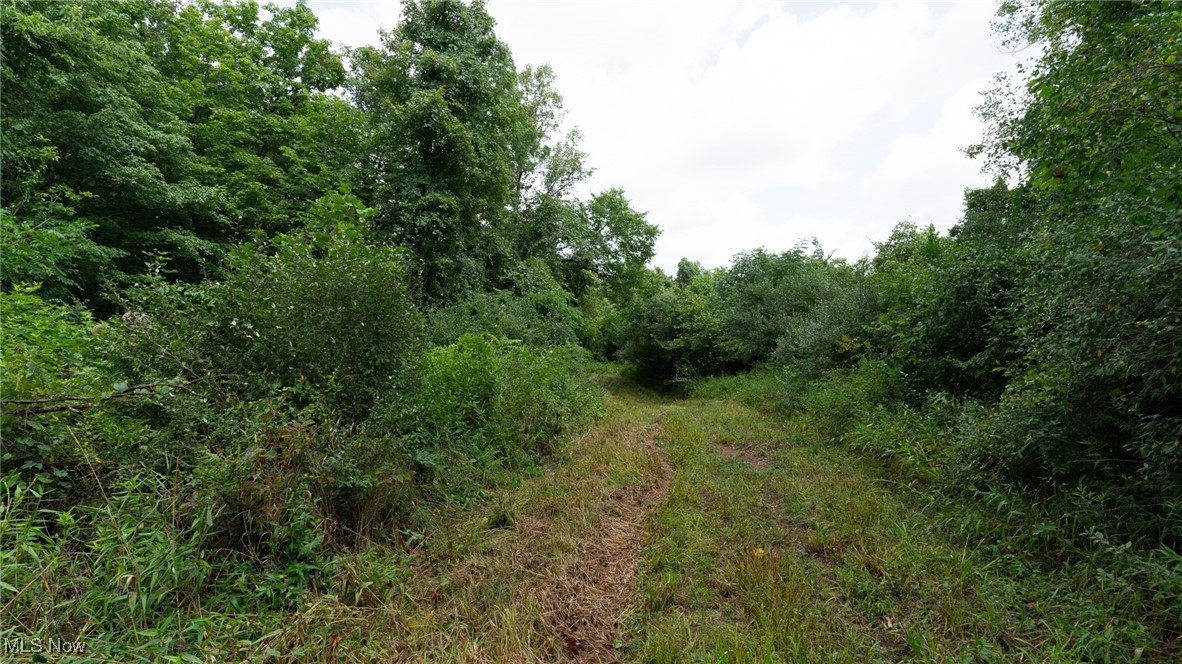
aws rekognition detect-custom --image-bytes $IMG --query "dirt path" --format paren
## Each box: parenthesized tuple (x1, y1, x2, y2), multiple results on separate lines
(713, 442, 773, 469)
(298, 386, 680, 662)
(258, 378, 1173, 661)
(544, 425, 671, 662)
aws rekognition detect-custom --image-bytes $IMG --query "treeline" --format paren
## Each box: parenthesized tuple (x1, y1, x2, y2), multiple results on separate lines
(1, 0, 651, 657)
(608, 0, 1181, 645)
(1, 0, 658, 306)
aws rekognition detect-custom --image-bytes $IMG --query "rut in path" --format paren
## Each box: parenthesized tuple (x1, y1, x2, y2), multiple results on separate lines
(543, 424, 672, 663)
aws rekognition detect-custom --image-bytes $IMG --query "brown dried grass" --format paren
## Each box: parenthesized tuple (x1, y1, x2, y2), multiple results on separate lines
(541, 425, 671, 662)
(712, 442, 772, 470)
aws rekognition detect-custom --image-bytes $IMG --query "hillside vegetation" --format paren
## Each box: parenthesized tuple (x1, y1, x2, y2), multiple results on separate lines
(2, 0, 1179, 660)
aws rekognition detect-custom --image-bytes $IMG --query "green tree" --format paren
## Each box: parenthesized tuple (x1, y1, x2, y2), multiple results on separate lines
(870, 186, 1040, 399)
(506, 66, 594, 273)
(351, 0, 524, 300)
(714, 245, 839, 366)
(675, 258, 704, 287)
(1, 0, 223, 300)
(156, 0, 359, 238)
(558, 189, 660, 303)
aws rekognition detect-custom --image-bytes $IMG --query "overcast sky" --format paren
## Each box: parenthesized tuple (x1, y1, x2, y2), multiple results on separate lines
(304, 0, 1023, 272)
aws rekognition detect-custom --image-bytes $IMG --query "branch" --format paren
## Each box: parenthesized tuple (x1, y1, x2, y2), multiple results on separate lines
(0, 378, 208, 417)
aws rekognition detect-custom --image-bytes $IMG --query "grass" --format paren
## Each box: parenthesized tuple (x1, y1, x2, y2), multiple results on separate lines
(244, 375, 673, 662)
(623, 382, 1169, 662)
(9, 369, 1169, 661)
(247, 371, 1171, 661)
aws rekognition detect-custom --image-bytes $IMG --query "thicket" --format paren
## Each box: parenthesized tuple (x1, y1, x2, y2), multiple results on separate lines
(1, 0, 635, 657)
(1, 193, 602, 657)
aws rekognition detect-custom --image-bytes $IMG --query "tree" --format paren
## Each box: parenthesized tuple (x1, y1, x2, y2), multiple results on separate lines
(714, 246, 838, 366)
(507, 65, 594, 270)
(0, 0, 358, 305)
(1, 0, 223, 301)
(675, 259, 704, 287)
(156, 0, 359, 237)
(558, 189, 660, 302)
(351, 0, 524, 300)
(869, 186, 1040, 399)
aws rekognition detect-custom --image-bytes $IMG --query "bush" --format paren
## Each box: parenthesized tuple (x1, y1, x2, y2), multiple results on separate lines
(615, 287, 683, 386)
(868, 192, 1036, 401)
(714, 246, 841, 367)
(427, 259, 583, 348)
(0, 284, 100, 398)
(380, 335, 602, 490)
(771, 271, 877, 374)
(845, 392, 959, 481)
(105, 218, 423, 421)
(2, 238, 603, 659)
(616, 269, 730, 386)
(797, 360, 904, 443)
(0, 286, 109, 493)
(574, 283, 624, 358)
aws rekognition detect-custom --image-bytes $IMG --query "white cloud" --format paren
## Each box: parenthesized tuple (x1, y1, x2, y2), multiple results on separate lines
(304, 1, 400, 48)
(303, 0, 1023, 271)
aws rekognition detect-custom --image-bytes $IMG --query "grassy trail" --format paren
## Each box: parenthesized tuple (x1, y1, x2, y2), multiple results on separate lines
(276, 378, 1096, 662)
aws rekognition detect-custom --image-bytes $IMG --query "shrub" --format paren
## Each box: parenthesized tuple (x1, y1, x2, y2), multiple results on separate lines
(797, 360, 904, 443)
(0, 284, 100, 398)
(615, 269, 730, 386)
(845, 392, 959, 481)
(868, 192, 1037, 401)
(427, 259, 583, 348)
(615, 287, 683, 386)
(389, 334, 601, 482)
(0, 286, 109, 493)
(714, 246, 841, 367)
(771, 271, 878, 374)
(574, 283, 624, 358)
(105, 218, 423, 421)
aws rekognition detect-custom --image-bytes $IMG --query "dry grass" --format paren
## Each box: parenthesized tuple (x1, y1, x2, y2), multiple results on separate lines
(544, 424, 671, 662)
(712, 442, 773, 470)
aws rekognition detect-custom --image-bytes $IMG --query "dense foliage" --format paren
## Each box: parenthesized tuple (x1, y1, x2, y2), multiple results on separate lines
(602, 1, 1181, 653)
(1, 0, 642, 657)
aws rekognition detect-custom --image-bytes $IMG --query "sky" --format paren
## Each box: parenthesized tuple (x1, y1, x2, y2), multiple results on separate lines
(303, 0, 1024, 273)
